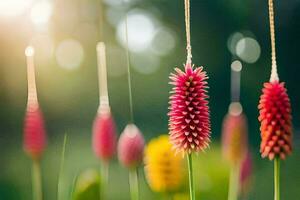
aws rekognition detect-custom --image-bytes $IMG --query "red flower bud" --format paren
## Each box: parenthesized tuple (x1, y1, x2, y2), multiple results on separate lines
(23, 105, 47, 160)
(118, 124, 145, 168)
(92, 109, 117, 161)
(222, 105, 248, 164)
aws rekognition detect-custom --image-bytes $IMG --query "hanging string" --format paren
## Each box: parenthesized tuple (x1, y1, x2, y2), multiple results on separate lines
(230, 60, 242, 103)
(98, 0, 104, 41)
(184, 0, 192, 64)
(124, 4, 134, 123)
(96, 42, 110, 112)
(25, 46, 38, 108)
(268, 0, 279, 82)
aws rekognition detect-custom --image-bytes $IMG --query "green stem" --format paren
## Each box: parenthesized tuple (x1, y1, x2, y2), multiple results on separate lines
(32, 160, 42, 200)
(187, 154, 195, 200)
(129, 168, 139, 200)
(100, 161, 109, 200)
(228, 164, 240, 200)
(57, 134, 68, 200)
(274, 157, 280, 200)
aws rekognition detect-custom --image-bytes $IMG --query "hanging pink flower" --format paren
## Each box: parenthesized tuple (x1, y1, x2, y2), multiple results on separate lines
(168, 63, 211, 154)
(118, 124, 145, 168)
(258, 81, 292, 160)
(222, 111, 248, 165)
(92, 109, 117, 161)
(23, 105, 47, 160)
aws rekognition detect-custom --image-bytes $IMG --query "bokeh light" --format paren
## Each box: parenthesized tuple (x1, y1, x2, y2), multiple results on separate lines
(236, 37, 261, 64)
(0, 0, 32, 17)
(231, 60, 242, 72)
(30, 0, 53, 26)
(55, 39, 84, 70)
(227, 32, 244, 56)
(150, 27, 177, 56)
(116, 9, 156, 53)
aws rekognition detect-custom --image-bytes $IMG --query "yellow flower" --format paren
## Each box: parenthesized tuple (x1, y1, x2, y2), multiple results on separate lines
(144, 135, 184, 193)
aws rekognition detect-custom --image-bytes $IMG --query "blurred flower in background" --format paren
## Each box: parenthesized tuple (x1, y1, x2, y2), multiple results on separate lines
(144, 135, 185, 194)
(73, 169, 100, 200)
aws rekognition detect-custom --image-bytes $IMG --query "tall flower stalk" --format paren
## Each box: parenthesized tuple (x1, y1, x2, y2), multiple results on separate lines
(92, 42, 117, 199)
(117, 3, 145, 200)
(222, 61, 248, 200)
(24, 46, 47, 200)
(168, 1, 211, 200)
(258, 1, 293, 200)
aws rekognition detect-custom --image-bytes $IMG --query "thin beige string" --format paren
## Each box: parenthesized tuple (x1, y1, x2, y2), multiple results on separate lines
(25, 46, 38, 108)
(268, 0, 279, 82)
(124, 2, 134, 123)
(96, 42, 110, 113)
(185, 0, 192, 64)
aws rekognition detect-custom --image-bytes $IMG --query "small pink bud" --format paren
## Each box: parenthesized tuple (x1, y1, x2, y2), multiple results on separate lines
(92, 109, 117, 161)
(118, 124, 145, 168)
(23, 105, 47, 160)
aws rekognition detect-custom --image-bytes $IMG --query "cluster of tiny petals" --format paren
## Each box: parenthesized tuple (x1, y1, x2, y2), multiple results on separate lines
(144, 135, 184, 193)
(222, 113, 248, 164)
(258, 81, 292, 160)
(92, 109, 117, 161)
(168, 63, 211, 154)
(23, 104, 47, 160)
(118, 124, 145, 169)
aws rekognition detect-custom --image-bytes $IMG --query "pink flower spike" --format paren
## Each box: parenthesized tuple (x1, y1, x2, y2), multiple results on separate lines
(221, 105, 248, 165)
(118, 124, 145, 169)
(168, 63, 211, 154)
(23, 46, 47, 160)
(24, 105, 47, 160)
(92, 108, 117, 161)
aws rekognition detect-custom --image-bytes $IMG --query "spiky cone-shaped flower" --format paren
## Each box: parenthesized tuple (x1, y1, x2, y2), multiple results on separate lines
(23, 46, 47, 161)
(144, 135, 185, 193)
(258, 81, 292, 160)
(221, 103, 248, 165)
(239, 152, 253, 197)
(118, 124, 145, 169)
(168, 63, 211, 154)
(23, 104, 47, 160)
(92, 106, 117, 162)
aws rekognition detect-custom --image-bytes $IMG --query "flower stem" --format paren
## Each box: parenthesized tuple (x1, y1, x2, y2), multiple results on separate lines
(57, 134, 68, 200)
(274, 157, 280, 200)
(228, 164, 240, 200)
(100, 161, 109, 200)
(187, 154, 195, 200)
(129, 168, 139, 200)
(32, 160, 42, 200)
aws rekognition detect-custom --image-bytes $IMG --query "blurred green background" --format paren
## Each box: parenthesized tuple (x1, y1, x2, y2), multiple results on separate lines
(0, 0, 300, 199)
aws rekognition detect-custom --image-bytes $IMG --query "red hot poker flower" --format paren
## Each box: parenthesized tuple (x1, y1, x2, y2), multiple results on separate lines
(258, 81, 292, 160)
(168, 63, 211, 154)
(222, 111, 248, 165)
(24, 105, 47, 160)
(118, 124, 145, 168)
(92, 108, 117, 161)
